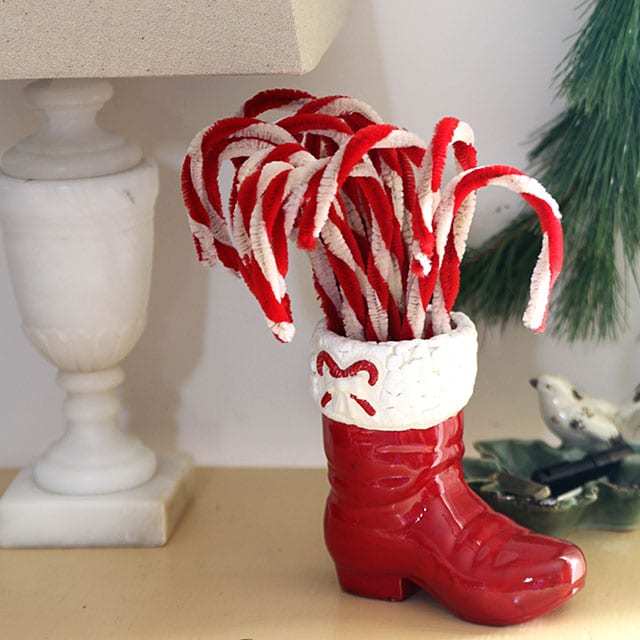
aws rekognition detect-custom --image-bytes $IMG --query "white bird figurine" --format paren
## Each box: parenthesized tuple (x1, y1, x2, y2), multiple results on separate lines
(529, 374, 638, 451)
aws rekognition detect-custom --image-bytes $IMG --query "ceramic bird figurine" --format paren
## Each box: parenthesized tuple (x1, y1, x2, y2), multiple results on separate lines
(529, 374, 634, 451)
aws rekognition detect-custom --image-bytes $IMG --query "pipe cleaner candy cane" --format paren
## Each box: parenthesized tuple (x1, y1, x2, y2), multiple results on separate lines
(277, 112, 382, 340)
(304, 124, 431, 341)
(270, 109, 393, 340)
(181, 90, 563, 346)
(430, 164, 563, 335)
(182, 117, 298, 269)
(239, 88, 315, 118)
(402, 117, 478, 339)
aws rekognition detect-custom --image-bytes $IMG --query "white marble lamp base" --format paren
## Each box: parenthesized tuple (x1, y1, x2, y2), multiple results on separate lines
(0, 453, 194, 548)
(0, 79, 195, 548)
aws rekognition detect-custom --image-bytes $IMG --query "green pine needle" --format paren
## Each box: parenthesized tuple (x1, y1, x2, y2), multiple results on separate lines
(458, 0, 640, 341)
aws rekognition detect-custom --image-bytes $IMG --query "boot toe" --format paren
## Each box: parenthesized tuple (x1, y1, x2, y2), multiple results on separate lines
(501, 532, 587, 591)
(468, 533, 587, 625)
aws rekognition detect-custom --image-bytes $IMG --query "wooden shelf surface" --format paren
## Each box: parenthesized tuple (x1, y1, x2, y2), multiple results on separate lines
(1, 467, 638, 639)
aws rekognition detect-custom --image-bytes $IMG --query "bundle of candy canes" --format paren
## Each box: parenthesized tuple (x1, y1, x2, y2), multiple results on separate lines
(182, 89, 563, 343)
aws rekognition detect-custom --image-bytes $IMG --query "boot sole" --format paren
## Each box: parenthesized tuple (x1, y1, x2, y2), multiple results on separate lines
(334, 561, 586, 626)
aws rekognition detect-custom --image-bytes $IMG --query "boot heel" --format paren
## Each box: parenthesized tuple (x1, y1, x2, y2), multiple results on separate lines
(335, 565, 418, 601)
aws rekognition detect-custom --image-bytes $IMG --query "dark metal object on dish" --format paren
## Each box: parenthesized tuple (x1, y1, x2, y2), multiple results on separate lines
(462, 439, 640, 536)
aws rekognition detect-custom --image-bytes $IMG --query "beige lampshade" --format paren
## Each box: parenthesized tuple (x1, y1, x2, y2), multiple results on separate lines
(0, 0, 349, 79)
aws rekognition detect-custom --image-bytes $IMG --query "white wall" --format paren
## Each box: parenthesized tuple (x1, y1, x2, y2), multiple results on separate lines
(1, 0, 638, 468)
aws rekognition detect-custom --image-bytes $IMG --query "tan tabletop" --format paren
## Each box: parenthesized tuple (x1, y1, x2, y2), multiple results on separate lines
(1, 467, 638, 639)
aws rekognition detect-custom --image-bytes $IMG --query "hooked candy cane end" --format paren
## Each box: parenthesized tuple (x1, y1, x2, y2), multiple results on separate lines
(522, 234, 553, 332)
(270, 320, 296, 343)
(190, 221, 218, 266)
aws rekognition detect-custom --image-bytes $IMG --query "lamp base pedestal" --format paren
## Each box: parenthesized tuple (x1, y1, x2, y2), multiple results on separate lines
(0, 453, 194, 548)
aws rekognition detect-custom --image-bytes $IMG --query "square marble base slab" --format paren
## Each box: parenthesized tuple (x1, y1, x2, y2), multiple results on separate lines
(0, 452, 194, 547)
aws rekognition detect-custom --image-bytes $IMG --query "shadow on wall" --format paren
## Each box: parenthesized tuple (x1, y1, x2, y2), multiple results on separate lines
(122, 161, 207, 453)
(101, 2, 392, 460)
(98, 77, 217, 453)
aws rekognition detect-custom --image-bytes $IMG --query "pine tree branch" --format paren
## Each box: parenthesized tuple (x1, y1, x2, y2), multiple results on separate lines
(458, 212, 540, 330)
(459, 0, 640, 342)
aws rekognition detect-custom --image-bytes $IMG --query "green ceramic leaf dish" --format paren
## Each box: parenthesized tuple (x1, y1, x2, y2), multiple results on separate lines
(462, 439, 640, 537)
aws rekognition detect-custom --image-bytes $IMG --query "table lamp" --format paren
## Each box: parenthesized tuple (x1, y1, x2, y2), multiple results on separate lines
(0, 0, 349, 547)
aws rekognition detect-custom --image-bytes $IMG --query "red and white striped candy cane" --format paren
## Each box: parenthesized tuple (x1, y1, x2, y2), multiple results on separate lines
(182, 91, 563, 347)
(307, 125, 430, 340)
(276, 111, 380, 339)
(298, 94, 382, 121)
(232, 157, 322, 342)
(229, 120, 377, 341)
(307, 125, 427, 244)
(182, 117, 298, 270)
(301, 97, 403, 314)
(430, 164, 563, 335)
(277, 112, 353, 149)
(239, 88, 316, 118)
(297, 95, 384, 131)
(402, 117, 477, 339)
(270, 96, 381, 161)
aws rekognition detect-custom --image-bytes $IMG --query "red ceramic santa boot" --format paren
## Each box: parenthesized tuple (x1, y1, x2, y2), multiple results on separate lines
(310, 312, 586, 626)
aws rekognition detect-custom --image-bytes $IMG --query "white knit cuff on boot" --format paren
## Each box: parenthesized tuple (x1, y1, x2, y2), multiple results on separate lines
(310, 312, 478, 431)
